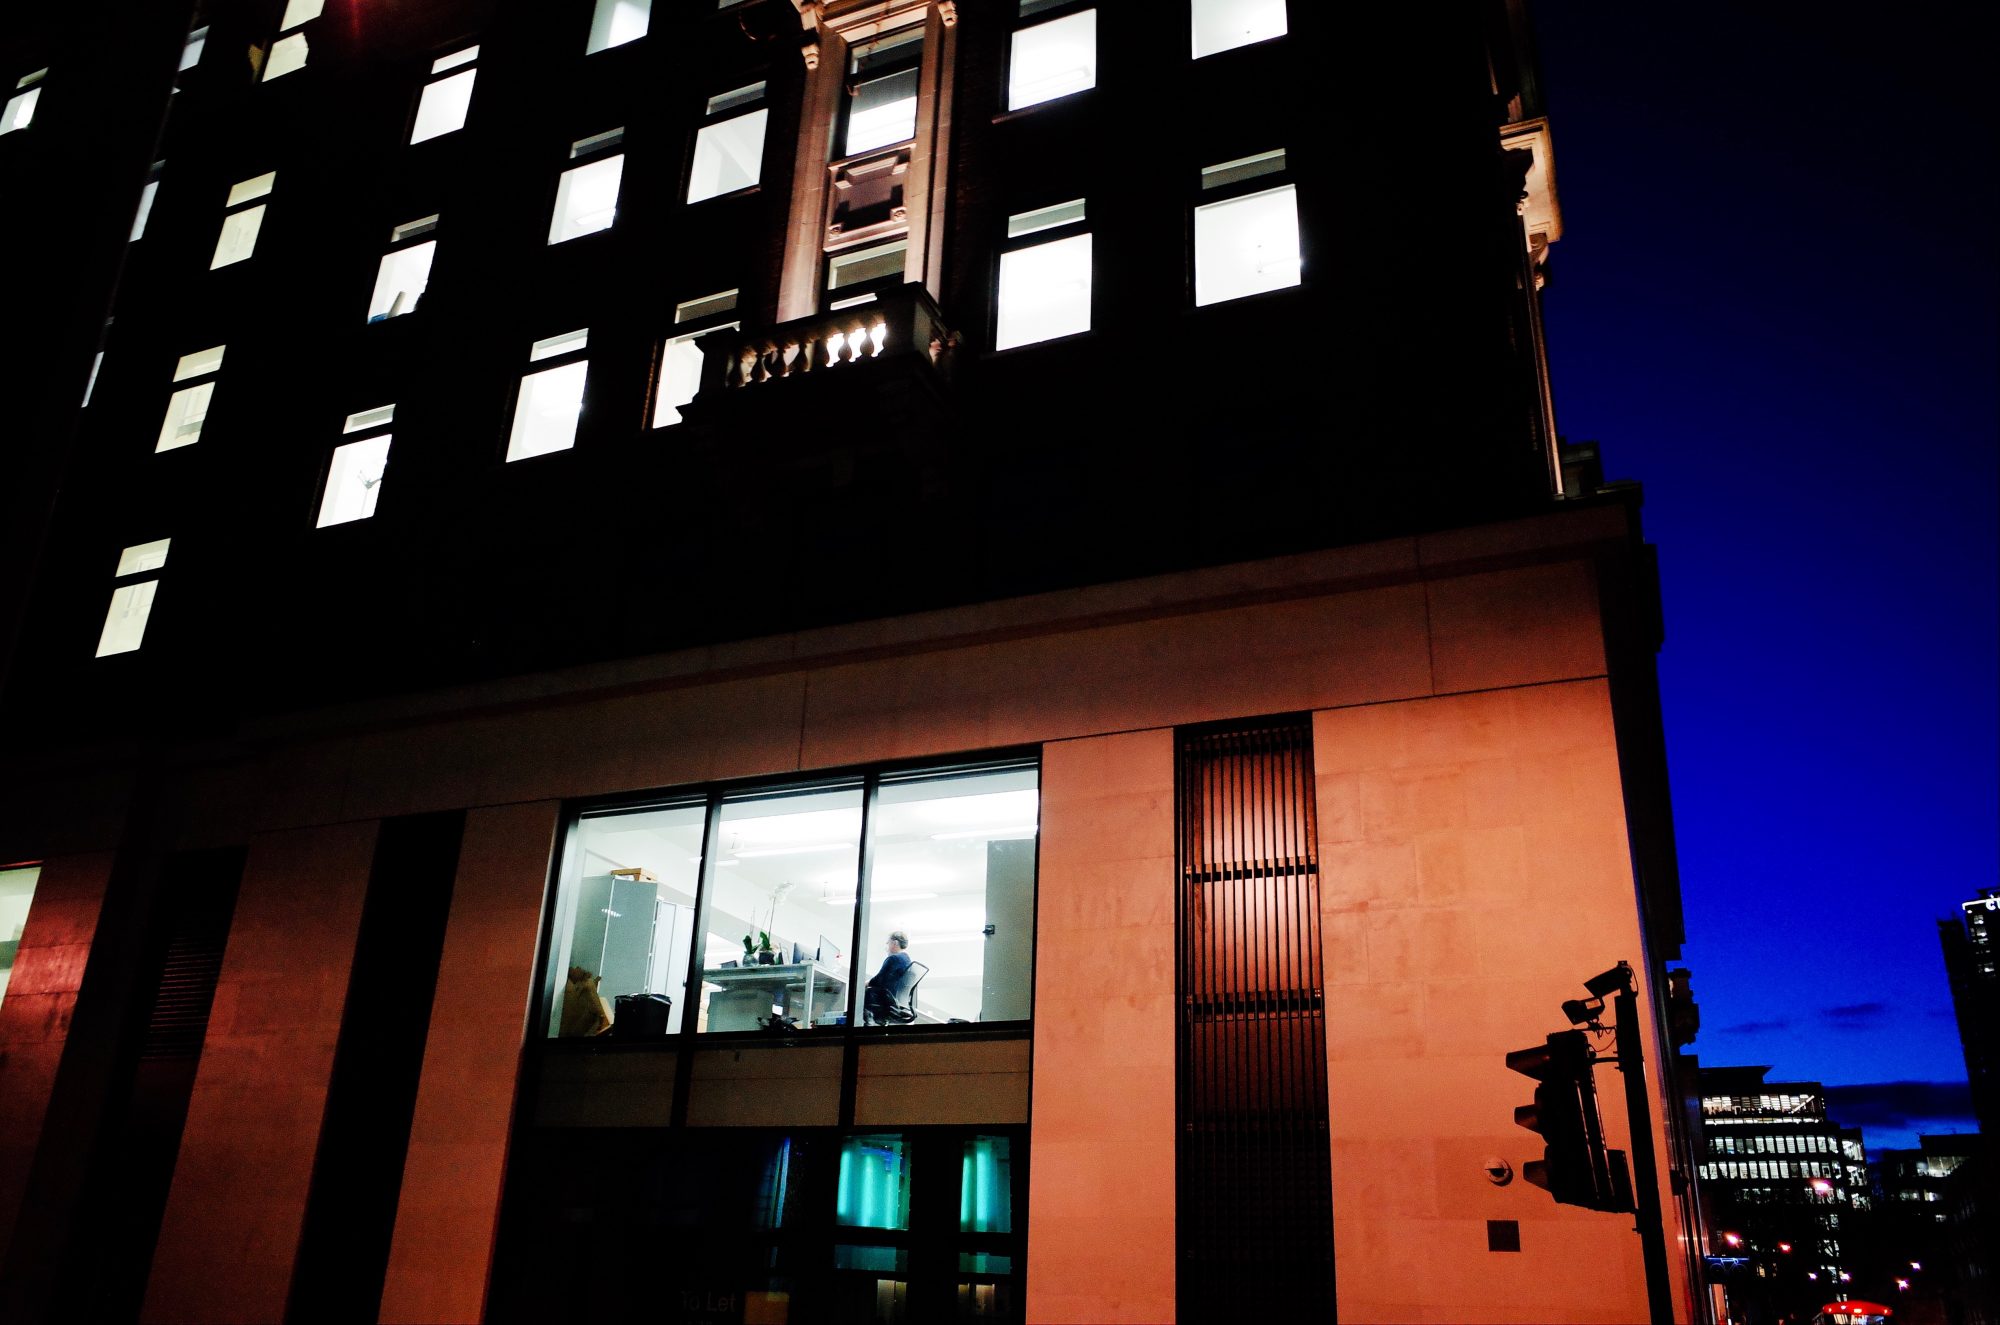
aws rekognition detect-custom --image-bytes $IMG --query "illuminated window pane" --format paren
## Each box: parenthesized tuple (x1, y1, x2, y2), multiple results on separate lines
(115, 539, 171, 576)
(317, 435, 391, 526)
(827, 240, 907, 293)
(410, 67, 476, 144)
(1191, 0, 1287, 58)
(263, 32, 308, 81)
(368, 240, 435, 320)
(960, 1136, 1014, 1232)
(530, 328, 588, 362)
(180, 28, 207, 72)
(654, 326, 735, 428)
(156, 382, 215, 452)
(1008, 10, 1095, 111)
(0, 865, 41, 1010)
(507, 361, 588, 461)
(174, 344, 224, 381)
(995, 233, 1090, 350)
(845, 67, 918, 154)
(587, 0, 651, 53)
(210, 205, 266, 268)
(0, 87, 39, 135)
(687, 108, 767, 202)
(96, 580, 160, 657)
(837, 1135, 911, 1230)
(1194, 183, 1300, 305)
(227, 171, 275, 206)
(279, 0, 324, 29)
(130, 178, 160, 241)
(548, 155, 624, 244)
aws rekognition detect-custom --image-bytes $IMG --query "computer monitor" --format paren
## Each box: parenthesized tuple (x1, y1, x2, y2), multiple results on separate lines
(790, 940, 808, 965)
(817, 934, 843, 966)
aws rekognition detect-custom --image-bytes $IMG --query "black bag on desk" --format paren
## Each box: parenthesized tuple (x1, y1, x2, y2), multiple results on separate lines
(611, 993, 674, 1038)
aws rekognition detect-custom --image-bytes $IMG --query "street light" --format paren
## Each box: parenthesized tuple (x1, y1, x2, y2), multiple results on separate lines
(1722, 1232, 1743, 1248)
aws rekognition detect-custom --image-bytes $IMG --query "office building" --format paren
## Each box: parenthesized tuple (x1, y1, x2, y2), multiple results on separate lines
(1696, 1066, 1870, 1319)
(1940, 890, 2000, 1138)
(0, 2, 1708, 1322)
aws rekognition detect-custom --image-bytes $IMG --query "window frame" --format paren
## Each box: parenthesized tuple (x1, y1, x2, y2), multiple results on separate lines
(547, 129, 627, 246)
(505, 328, 591, 463)
(838, 25, 925, 159)
(1003, 2, 1098, 115)
(314, 404, 395, 528)
(95, 538, 171, 658)
(209, 171, 274, 270)
(536, 750, 1043, 1046)
(408, 45, 479, 145)
(651, 288, 741, 428)
(990, 197, 1092, 352)
(1189, 146, 1302, 308)
(1189, 0, 1289, 60)
(684, 80, 770, 205)
(366, 214, 439, 321)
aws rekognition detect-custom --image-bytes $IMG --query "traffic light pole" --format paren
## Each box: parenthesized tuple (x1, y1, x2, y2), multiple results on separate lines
(1611, 966, 1676, 1325)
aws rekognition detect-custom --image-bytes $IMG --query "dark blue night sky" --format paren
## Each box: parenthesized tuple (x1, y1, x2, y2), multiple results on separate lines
(1533, 3, 1997, 1151)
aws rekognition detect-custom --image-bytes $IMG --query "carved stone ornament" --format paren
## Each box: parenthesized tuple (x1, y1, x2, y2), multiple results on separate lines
(938, 1, 959, 25)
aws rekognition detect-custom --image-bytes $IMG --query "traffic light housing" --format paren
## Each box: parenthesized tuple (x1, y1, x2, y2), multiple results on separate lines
(1507, 1029, 1634, 1212)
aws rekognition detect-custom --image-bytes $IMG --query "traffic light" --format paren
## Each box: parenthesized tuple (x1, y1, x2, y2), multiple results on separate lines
(1506, 1029, 1634, 1212)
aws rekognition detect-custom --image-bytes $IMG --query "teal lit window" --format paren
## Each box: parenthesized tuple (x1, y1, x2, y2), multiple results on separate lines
(959, 1136, 1013, 1234)
(755, 1135, 794, 1230)
(837, 1134, 910, 1230)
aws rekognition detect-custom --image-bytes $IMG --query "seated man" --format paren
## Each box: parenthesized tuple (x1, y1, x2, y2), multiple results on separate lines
(862, 931, 913, 1025)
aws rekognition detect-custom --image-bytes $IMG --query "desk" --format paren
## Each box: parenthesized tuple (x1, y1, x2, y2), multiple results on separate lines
(704, 961, 848, 1030)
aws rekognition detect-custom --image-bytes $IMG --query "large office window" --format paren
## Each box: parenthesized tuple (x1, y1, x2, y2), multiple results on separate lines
(586, 0, 651, 53)
(1193, 148, 1299, 305)
(653, 289, 739, 428)
(687, 83, 768, 203)
(209, 171, 273, 269)
(994, 200, 1090, 350)
(1008, 6, 1095, 111)
(507, 329, 589, 462)
(0, 865, 41, 1009)
(157, 343, 224, 452)
(410, 47, 477, 144)
(367, 215, 437, 320)
(316, 405, 393, 527)
(1191, 0, 1287, 58)
(543, 759, 1038, 1038)
(130, 161, 164, 241)
(842, 28, 923, 156)
(96, 538, 170, 657)
(548, 131, 625, 244)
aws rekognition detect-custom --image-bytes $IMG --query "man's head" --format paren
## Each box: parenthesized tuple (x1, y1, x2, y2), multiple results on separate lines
(886, 930, 908, 953)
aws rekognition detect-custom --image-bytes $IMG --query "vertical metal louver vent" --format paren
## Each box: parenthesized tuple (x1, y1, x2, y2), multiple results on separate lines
(1175, 716, 1336, 1319)
(139, 893, 232, 1060)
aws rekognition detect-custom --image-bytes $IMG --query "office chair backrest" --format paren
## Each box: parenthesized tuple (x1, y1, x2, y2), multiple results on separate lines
(887, 961, 929, 1023)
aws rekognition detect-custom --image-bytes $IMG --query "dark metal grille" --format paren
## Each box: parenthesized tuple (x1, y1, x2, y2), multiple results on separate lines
(138, 932, 228, 1059)
(1175, 718, 1335, 1319)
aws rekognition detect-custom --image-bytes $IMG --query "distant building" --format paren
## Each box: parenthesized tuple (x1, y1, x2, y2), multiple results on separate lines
(1940, 890, 2000, 1137)
(1697, 1066, 1870, 1318)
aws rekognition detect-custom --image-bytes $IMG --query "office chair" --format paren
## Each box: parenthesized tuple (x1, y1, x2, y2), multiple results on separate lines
(884, 961, 929, 1024)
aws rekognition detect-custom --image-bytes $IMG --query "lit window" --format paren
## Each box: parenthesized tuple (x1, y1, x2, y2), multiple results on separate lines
(410, 47, 478, 144)
(549, 133, 624, 244)
(179, 26, 208, 74)
(1191, 0, 1287, 58)
(280, 0, 324, 27)
(157, 344, 224, 451)
(1008, 9, 1095, 111)
(587, 0, 651, 53)
(368, 215, 438, 320)
(843, 28, 923, 156)
(994, 200, 1090, 350)
(82, 351, 104, 408)
(317, 405, 393, 527)
(825, 238, 908, 306)
(130, 161, 164, 241)
(655, 290, 739, 427)
(2, 69, 46, 135)
(97, 539, 170, 657)
(687, 84, 768, 203)
(508, 330, 589, 461)
(1194, 150, 1299, 305)
(210, 171, 274, 270)
(0, 865, 41, 1010)
(263, 33, 309, 81)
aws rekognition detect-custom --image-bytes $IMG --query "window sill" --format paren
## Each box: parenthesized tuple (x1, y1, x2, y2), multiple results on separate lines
(539, 1020, 1032, 1053)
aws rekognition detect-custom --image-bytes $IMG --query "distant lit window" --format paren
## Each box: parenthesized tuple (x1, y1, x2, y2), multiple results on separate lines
(210, 170, 274, 269)
(654, 290, 739, 428)
(587, 0, 651, 53)
(843, 28, 923, 156)
(130, 161, 165, 241)
(0, 865, 42, 1009)
(687, 83, 768, 203)
(1008, 8, 1095, 111)
(824, 238, 908, 308)
(82, 350, 104, 408)
(157, 344, 225, 452)
(96, 538, 170, 657)
(1194, 149, 1299, 305)
(549, 131, 625, 244)
(508, 329, 589, 462)
(994, 200, 1090, 350)
(280, 0, 324, 27)
(368, 215, 438, 320)
(1191, 0, 1287, 58)
(180, 26, 208, 74)
(410, 47, 478, 144)
(2, 69, 47, 135)
(317, 405, 394, 527)
(264, 33, 309, 81)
